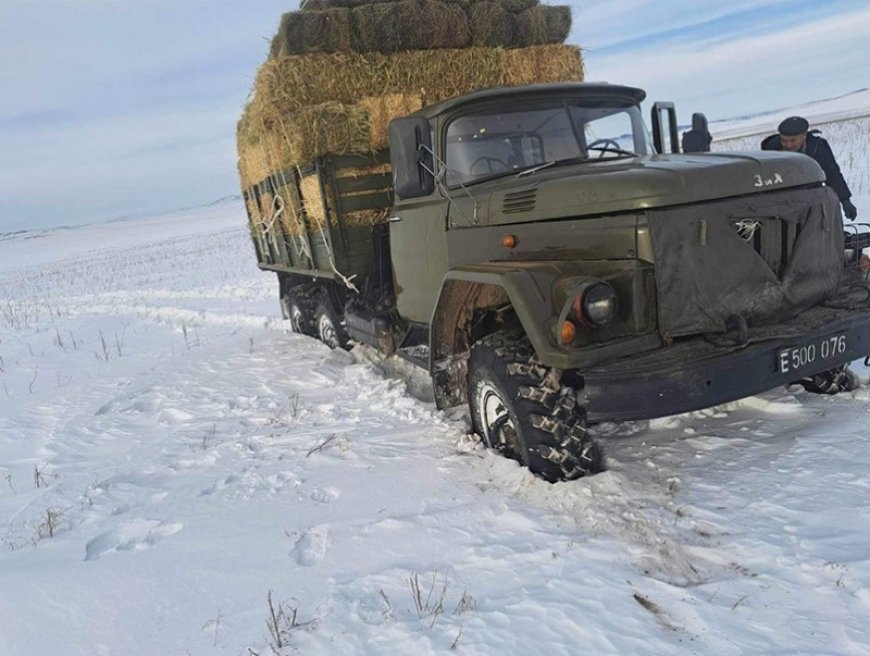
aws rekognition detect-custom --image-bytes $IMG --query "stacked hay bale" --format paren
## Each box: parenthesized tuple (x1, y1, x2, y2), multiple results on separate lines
(237, 0, 583, 263)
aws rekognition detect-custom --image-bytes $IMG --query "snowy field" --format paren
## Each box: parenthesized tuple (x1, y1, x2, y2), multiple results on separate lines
(714, 116, 870, 197)
(3, 142, 870, 654)
(711, 89, 870, 196)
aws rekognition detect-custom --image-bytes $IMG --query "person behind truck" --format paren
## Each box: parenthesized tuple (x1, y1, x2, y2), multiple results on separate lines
(761, 116, 857, 219)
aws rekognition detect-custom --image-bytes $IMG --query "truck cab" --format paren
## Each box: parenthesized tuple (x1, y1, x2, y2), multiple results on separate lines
(379, 82, 870, 480)
(262, 82, 870, 482)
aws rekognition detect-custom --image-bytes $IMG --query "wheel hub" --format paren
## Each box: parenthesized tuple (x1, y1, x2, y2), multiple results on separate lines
(318, 313, 338, 349)
(476, 382, 522, 458)
(290, 305, 304, 333)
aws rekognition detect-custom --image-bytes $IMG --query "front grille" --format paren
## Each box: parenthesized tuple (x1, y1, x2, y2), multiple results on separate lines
(730, 217, 798, 279)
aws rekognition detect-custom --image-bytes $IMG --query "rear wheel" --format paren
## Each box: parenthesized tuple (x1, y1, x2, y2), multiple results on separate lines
(280, 285, 312, 335)
(467, 331, 605, 482)
(315, 301, 350, 350)
(280, 292, 304, 333)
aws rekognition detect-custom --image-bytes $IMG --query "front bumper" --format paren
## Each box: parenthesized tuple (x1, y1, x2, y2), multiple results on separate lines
(582, 306, 870, 423)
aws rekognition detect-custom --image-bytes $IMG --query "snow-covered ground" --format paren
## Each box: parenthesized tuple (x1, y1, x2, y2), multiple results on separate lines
(710, 88, 870, 196)
(3, 132, 870, 654)
(709, 88, 870, 141)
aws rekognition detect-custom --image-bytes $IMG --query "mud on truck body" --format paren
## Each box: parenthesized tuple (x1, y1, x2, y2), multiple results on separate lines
(246, 82, 870, 482)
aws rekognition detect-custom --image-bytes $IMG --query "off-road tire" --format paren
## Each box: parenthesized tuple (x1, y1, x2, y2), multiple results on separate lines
(467, 331, 605, 482)
(796, 365, 860, 395)
(314, 300, 350, 350)
(280, 286, 310, 335)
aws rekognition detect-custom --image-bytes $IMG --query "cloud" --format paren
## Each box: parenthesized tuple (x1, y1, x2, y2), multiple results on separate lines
(578, 2, 870, 120)
(2, 0, 868, 231)
(0, 0, 289, 230)
(568, 0, 788, 51)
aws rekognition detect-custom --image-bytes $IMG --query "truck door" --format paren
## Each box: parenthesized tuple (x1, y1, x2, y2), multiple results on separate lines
(389, 196, 450, 324)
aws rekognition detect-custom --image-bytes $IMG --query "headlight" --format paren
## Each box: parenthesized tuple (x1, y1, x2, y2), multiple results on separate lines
(571, 282, 619, 327)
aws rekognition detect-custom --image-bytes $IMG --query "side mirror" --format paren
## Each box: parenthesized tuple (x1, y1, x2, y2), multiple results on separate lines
(650, 101, 679, 154)
(389, 117, 435, 199)
(681, 112, 712, 153)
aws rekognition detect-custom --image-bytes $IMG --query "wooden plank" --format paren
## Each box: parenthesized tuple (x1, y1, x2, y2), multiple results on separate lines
(332, 150, 390, 170)
(340, 190, 394, 212)
(336, 173, 392, 194)
(258, 263, 337, 280)
(322, 156, 351, 255)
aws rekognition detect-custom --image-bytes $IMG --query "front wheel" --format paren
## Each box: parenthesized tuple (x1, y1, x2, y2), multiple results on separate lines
(467, 332, 605, 482)
(795, 364, 860, 395)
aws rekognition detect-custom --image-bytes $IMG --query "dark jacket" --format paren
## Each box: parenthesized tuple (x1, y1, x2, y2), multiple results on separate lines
(761, 131, 852, 202)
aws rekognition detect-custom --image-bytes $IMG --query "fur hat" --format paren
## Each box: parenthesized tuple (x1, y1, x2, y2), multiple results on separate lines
(778, 116, 809, 136)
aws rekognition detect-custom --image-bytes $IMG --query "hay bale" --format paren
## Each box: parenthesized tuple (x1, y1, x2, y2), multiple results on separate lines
(269, 8, 354, 56)
(239, 45, 583, 187)
(498, 0, 538, 12)
(259, 191, 276, 224)
(352, 0, 470, 53)
(516, 5, 571, 46)
(283, 102, 371, 163)
(300, 173, 328, 226)
(309, 0, 539, 11)
(304, 0, 396, 9)
(245, 194, 263, 225)
(405, 0, 471, 51)
(344, 208, 391, 226)
(467, 1, 516, 46)
(242, 101, 372, 174)
(359, 94, 423, 149)
(237, 136, 274, 193)
(351, 2, 406, 52)
(500, 44, 583, 85)
(255, 48, 490, 109)
(274, 184, 305, 237)
(253, 45, 582, 113)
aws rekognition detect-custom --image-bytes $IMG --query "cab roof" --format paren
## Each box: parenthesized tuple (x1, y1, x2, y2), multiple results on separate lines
(411, 82, 647, 120)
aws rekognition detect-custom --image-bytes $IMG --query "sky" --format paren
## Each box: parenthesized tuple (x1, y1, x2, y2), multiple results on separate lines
(1, 0, 868, 232)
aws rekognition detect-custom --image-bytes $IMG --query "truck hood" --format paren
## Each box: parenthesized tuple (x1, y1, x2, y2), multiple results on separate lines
(470, 151, 825, 226)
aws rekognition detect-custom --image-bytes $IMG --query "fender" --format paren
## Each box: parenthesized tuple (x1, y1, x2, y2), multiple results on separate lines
(429, 261, 603, 408)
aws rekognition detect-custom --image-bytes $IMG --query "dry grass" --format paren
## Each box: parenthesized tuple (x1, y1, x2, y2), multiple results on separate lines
(352, 0, 471, 53)
(300, 173, 328, 226)
(270, 7, 354, 56)
(501, 44, 584, 86)
(252, 44, 582, 112)
(271, 0, 566, 55)
(468, 1, 517, 46)
(359, 93, 423, 149)
(343, 207, 391, 226)
(516, 5, 571, 46)
(286, 0, 571, 57)
(237, 44, 583, 189)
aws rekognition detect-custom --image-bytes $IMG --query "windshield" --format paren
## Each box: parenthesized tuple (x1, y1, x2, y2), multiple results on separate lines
(444, 98, 652, 186)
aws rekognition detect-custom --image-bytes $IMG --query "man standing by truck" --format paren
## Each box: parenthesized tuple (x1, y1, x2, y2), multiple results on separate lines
(761, 116, 861, 394)
(761, 115, 858, 219)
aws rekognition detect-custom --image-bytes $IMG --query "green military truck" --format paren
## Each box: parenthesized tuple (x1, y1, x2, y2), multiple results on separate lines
(246, 81, 870, 482)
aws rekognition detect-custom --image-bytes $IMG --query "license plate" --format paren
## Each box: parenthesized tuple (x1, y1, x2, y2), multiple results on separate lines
(777, 333, 847, 375)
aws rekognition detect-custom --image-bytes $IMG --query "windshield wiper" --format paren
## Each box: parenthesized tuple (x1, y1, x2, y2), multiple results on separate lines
(587, 146, 638, 157)
(516, 161, 557, 177)
(516, 150, 639, 179)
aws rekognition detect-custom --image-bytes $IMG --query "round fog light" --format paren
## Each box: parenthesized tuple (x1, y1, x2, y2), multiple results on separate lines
(577, 282, 618, 327)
